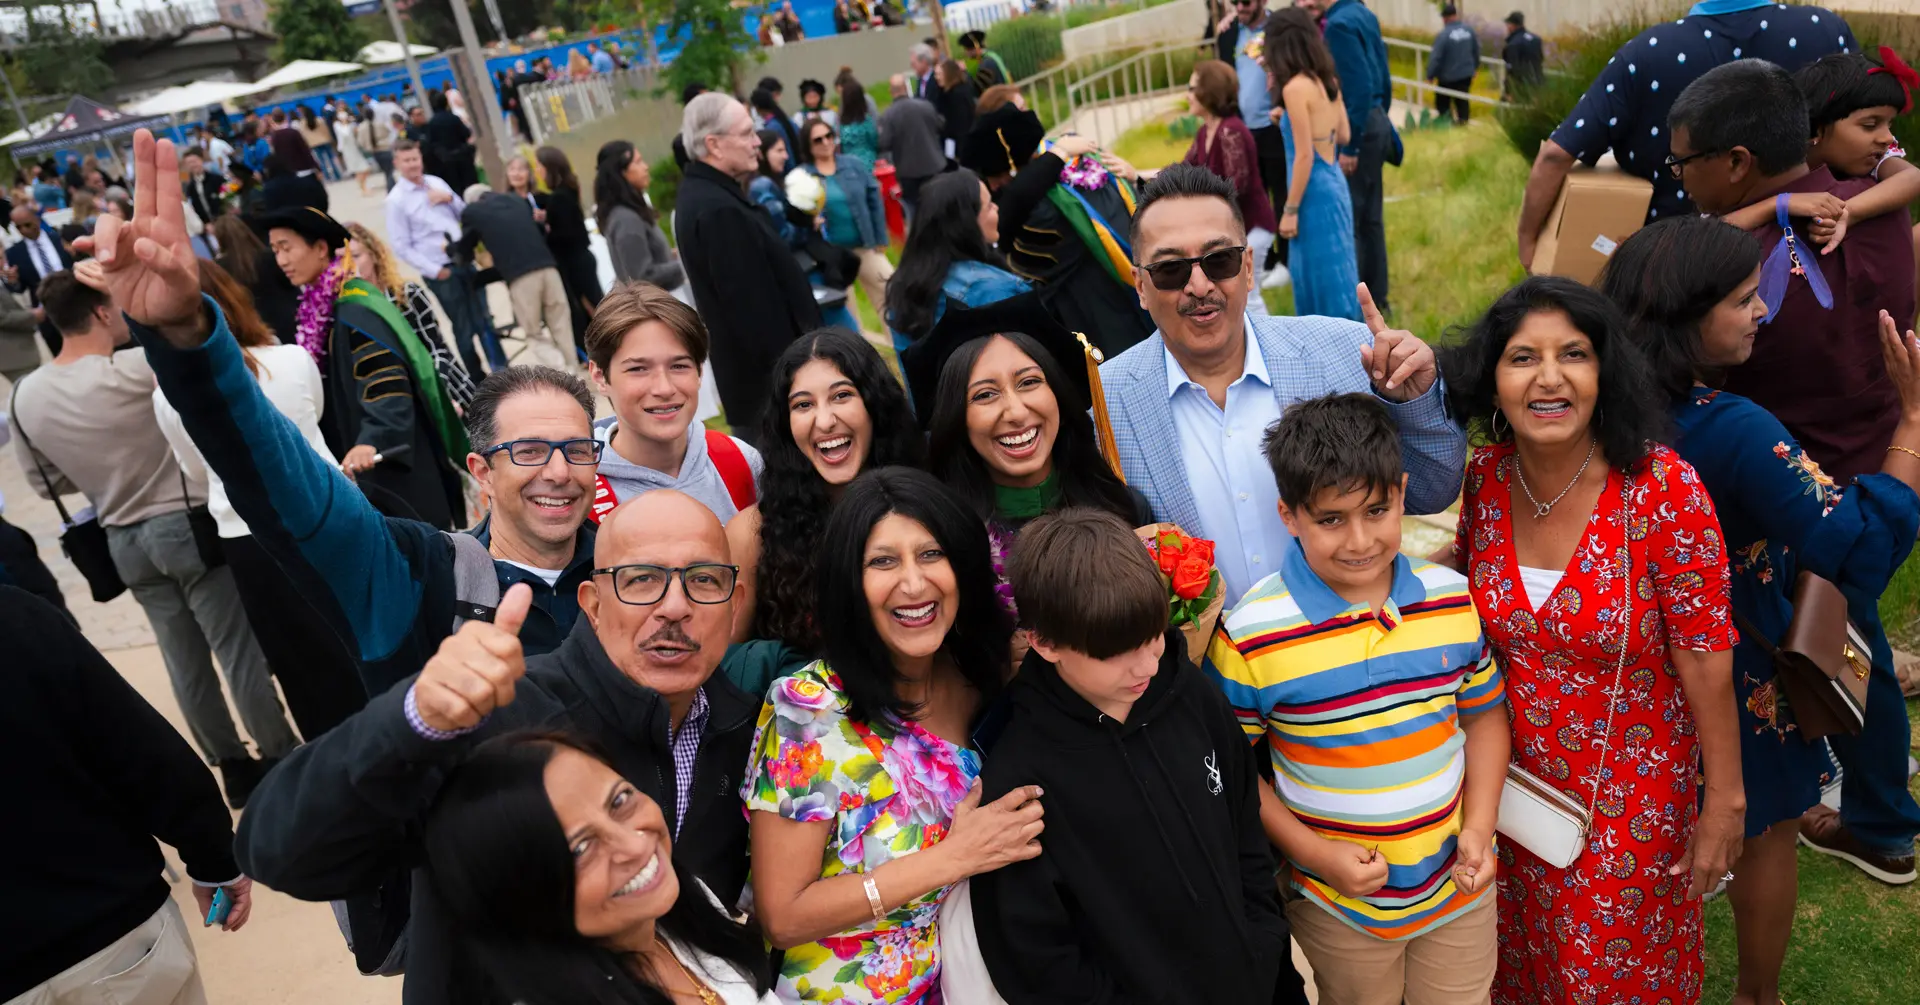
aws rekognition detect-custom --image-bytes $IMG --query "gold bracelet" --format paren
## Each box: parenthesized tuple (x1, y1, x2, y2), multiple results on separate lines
(1889, 445, 1920, 463)
(863, 875, 886, 925)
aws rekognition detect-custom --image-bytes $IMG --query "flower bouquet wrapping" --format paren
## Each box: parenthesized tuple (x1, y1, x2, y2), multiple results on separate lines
(1141, 523, 1225, 666)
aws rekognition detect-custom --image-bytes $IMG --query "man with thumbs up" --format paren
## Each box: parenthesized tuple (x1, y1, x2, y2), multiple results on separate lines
(234, 491, 759, 1005)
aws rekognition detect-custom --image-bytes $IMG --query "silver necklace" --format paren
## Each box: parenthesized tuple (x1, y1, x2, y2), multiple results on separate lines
(1517, 439, 1596, 519)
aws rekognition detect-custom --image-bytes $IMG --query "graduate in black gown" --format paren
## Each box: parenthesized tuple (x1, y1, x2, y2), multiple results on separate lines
(258, 207, 468, 529)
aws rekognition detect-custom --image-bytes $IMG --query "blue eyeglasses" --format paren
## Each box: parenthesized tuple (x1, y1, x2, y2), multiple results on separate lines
(480, 438, 605, 466)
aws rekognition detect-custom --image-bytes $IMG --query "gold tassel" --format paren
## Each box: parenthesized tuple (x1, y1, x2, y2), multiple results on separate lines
(1077, 332, 1124, 483)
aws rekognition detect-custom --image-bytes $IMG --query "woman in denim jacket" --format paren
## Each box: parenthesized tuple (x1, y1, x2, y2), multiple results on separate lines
(796, 118, 894, 328)
(885, 169, 1032, 359)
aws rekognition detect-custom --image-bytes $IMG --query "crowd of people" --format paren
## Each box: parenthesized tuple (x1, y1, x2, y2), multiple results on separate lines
(2, 3, 1919, 1005)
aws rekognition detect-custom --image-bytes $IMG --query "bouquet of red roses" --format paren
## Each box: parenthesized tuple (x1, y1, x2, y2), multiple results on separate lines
(1143, 525, 1226, 664)
(1145, 526, 1222, 627)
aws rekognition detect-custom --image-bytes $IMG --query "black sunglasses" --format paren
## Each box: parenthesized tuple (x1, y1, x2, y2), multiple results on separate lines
(1138, 246, 1247, 291)
(1663, 148, 1722, 179)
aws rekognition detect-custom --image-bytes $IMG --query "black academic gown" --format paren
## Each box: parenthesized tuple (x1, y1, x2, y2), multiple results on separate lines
(996, 152, 1154, 357)
(321, 297, 464, 531)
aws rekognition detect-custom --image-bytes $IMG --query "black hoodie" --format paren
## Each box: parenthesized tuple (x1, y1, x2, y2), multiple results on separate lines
(971, 630, 1291, 1004)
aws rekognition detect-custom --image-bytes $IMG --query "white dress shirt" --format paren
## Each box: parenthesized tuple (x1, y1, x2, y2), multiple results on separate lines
(1165, 315, 1290, 605)
(385, 174, 465, 278)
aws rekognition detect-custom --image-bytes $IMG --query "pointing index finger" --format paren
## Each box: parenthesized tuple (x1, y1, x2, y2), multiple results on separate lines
(1357, 283, 1388, 335)
(132, 130, 158, 225)
(154, 136, 183, 232)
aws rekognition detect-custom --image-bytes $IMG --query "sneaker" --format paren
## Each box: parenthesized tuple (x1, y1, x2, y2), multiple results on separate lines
(1798, 804, 1918, 884)
(216, 758, 264, 812)
(1261, 264, 1292, 290)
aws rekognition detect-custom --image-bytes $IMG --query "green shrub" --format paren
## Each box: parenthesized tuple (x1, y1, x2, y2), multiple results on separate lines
(649, 154, 683, 241)
(1493, 14, 1654, 162)
(988, 13, 1065, 80)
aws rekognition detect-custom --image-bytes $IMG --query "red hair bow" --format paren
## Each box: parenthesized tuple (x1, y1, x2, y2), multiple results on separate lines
(1871, 46, 1919, 115)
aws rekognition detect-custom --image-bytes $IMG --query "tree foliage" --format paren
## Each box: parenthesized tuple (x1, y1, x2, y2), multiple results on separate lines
(271, 0, 371, 63)
(640, 0, 758, 97)
(15, 2, 113, 99)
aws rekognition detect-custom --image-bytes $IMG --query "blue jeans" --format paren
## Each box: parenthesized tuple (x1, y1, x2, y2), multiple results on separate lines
(424, 265, 505, 374)
(313, 144, 342, 181)
(1832, 640, 1920, 854)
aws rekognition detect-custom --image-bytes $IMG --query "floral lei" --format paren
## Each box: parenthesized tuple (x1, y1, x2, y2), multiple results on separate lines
(294, 248, 354, 361)
(1045, 138, 1110, 191)
(986, 520, 1019, 618)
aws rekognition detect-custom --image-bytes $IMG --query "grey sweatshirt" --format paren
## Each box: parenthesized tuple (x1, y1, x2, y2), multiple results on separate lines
(592, 417, 762, 524)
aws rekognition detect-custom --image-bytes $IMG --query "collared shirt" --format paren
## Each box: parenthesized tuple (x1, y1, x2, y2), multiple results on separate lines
(590, 49, 615, 73)
(20, 230, 58, 279)
(385, 174, 465, 278)
(1549, 4, 1854, 221)
(1231, 14, 1272, 127)
(1206, 548, 1505, 941)
(1165, 315, 1286, 604)
(668, 687, 710, 838)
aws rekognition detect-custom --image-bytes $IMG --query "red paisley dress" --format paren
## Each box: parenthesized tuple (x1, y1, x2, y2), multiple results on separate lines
(1454, 443, 1736, 1005)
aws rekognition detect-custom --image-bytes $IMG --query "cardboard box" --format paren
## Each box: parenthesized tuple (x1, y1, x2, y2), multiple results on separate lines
(1532, 166, 1654, 286)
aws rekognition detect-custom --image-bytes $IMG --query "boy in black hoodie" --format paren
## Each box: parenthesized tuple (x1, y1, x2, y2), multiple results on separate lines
(971, 508, 1303, 1004)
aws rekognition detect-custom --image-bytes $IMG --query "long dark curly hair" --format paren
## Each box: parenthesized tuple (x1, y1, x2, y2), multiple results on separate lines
(1436, 276, 1666, 472)
(753, 329, 926, 650)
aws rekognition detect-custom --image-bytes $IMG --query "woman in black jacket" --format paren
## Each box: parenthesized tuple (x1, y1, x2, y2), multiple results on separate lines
(536, 146, 603, 349)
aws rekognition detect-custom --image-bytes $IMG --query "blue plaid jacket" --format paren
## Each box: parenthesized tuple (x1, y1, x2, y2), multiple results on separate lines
(1101, 311, 1466, 533)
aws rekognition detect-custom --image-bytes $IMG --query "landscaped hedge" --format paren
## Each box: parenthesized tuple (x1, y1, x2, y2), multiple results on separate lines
(987, 13, 1065, 80)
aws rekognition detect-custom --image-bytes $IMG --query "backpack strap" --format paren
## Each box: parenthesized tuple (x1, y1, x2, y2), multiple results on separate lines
(705, 429, 757, 511)
(588, 472, 618, 526)
(446, 531, 502, 631)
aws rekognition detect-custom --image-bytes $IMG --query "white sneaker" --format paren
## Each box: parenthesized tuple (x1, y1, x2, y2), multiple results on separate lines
(1261, 264, 1292, 290)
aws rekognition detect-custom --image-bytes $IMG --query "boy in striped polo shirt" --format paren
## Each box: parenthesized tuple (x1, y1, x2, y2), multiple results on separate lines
(1205, 393, 1508, 1004)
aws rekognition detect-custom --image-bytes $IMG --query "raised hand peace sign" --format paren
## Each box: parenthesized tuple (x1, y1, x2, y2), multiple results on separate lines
(71, 129, 206, 346)
(1354, 282, 1436, 403)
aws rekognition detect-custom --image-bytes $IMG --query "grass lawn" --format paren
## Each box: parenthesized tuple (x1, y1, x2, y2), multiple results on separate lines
(1099, 109, 1920, 999)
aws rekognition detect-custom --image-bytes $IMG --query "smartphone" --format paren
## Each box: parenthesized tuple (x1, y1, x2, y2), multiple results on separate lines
(206, 886, 232, 926)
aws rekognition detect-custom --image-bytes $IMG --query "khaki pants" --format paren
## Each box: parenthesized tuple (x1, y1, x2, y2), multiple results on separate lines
(854, 247, 893, 325)
(506, 267, 577, 370)
(6, 899, 205, 1005)
(1286, 893, 1496, 1005)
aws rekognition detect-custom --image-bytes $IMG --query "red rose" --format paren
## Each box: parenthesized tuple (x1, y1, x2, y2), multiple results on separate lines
(1188, 537, 1215, 566)
(1172, 556, 1211, 600)
(1155, 540, 1182, 576)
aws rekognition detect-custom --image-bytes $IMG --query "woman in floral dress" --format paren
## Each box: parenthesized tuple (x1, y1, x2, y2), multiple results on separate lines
(745, 467, 1044, 1003)
(1599, 217, 1920, 1005)
(1440, 277, 1746, 1005)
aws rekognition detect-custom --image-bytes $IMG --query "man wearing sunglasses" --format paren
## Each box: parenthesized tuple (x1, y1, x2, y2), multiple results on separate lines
(1102, 165, 1466, 606)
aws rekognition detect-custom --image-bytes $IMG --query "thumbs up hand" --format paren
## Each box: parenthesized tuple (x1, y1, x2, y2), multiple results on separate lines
(1354, 283, 1435, 402)
(412, 584, 534, 735)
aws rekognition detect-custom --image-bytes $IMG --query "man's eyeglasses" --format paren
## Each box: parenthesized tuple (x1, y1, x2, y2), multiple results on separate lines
(592, 563, 739, 605)
(480, 438, 604, 466)
(1663, 149, 1721, 179)
(1137, 247, 1247, 291)
(1233, 0, 1258, 7)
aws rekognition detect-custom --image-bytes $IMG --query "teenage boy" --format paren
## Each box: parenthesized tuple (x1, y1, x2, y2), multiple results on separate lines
(584, 282, 762, 525)
(1206, 393, 1507, 1005)
(972, 508, 1301, 1005)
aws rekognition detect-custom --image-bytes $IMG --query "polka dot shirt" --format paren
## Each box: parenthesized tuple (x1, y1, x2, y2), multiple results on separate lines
(1548, 4, 1857, 221)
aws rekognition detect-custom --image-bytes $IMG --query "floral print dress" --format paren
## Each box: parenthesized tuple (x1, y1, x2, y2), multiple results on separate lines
(1454, 443, 1736, 1005)
(1670, 388, 1920, 835)
(744, 662, 981, 1004)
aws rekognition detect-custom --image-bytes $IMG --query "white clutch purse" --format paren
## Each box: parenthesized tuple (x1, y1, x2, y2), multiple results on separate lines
(1495, 479, 1634, 871)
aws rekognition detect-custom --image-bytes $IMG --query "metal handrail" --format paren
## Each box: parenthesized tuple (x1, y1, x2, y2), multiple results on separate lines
(1384, 35, 1512, 110)
(520, 65, 658, 146)
(1016, 39, 1192, 143)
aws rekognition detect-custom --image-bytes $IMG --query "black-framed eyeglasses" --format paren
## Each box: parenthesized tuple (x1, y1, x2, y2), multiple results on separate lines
(1663, 148, 1721, 179)
(592, 563, 739, 605)
(811, 133, 836, 144)
(1233, 0, 1258, 7)
(1138, 246, 1247, 291)
(480, 438, 605, 466)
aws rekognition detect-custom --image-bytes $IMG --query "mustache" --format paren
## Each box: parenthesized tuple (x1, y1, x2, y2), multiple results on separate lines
(640, 623, 700, 652)
(1178, 293, 1227, 316)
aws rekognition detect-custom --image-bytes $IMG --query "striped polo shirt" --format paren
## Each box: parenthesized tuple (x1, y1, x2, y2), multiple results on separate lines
(1205, 547, 1504, 940)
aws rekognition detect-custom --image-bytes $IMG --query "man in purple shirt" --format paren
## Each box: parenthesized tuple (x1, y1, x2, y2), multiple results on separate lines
(1672, 58, 1920, 886)
(385, 138, 503, 376)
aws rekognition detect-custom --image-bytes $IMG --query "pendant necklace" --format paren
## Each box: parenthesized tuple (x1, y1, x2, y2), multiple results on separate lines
(1517, 439, 1596, 519)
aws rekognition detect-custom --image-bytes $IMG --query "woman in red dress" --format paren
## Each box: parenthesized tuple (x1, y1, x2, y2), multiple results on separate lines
(1440, 278, 1746, 1005)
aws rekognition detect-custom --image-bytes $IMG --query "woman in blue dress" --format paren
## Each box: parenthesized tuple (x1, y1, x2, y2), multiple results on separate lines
(1262, 7, 1360, 322)
(1599, 215, 1920, 1005)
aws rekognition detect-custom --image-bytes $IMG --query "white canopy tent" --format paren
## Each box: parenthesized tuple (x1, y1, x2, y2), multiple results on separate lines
(356, 40, 438, 65)
(0, 112, 65, 149)
(123, 79, 268, 117)
(248, 59, 365, 92)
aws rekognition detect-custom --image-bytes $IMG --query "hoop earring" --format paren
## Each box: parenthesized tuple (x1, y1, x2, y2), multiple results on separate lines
(1491, 409, 1510, 439)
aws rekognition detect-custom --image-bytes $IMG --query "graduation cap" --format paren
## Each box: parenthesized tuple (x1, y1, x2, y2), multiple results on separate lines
(959, 103, 1046, 179)
(958, 29, 988, 50)
(253, 205, 351, 252)
(899, 290, 1125, 479)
